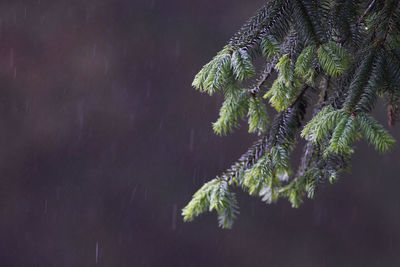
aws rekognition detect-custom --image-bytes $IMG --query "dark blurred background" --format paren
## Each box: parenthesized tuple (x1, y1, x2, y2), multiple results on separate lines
(0, 0, 399, 266)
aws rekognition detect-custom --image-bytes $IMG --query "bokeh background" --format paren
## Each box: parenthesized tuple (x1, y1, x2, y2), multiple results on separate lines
(0, 0, 400, 266)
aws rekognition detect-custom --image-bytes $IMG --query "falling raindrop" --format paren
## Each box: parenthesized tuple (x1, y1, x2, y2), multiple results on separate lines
(192, 167, 197, 183)
(25, 100, 31, 113)
(251, 202, 255, 216)
(56, 187, 61, 201)
(10, 48, 14, 68)
(175, 40, 181, 58)
(171, 204, 177, 231)
(104, 58, 109, 75)
(92, 44, 97, 59)
(146, 81, 151, 98)
(150, 0, 156, 9)
(129, 186, 137, 204)
(130, 112, 135, 125)
(77, 101, 85, 137)
(95, 242, 99, 263)
(189, 129, 195, 151)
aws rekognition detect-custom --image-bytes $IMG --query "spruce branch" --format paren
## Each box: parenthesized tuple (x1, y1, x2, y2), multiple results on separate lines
(184, 0, 399, 228)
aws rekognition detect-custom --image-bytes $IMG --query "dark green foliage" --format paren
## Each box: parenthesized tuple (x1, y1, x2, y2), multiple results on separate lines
(183, 0, 400, 228)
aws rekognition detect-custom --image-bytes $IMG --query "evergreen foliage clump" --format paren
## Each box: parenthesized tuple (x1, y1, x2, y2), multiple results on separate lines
(183, 0, 400, 228)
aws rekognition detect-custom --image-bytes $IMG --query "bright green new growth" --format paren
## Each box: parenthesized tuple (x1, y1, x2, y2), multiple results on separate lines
(182, 178, 239, 228)
(301, 106, 395, 157)
(184, 0, 400, 229)
(213, 89, 249, 135)
(264, 54, 302, 111)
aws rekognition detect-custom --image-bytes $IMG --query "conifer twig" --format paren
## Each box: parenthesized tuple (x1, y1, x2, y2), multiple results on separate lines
(356, 0, 376, 27)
